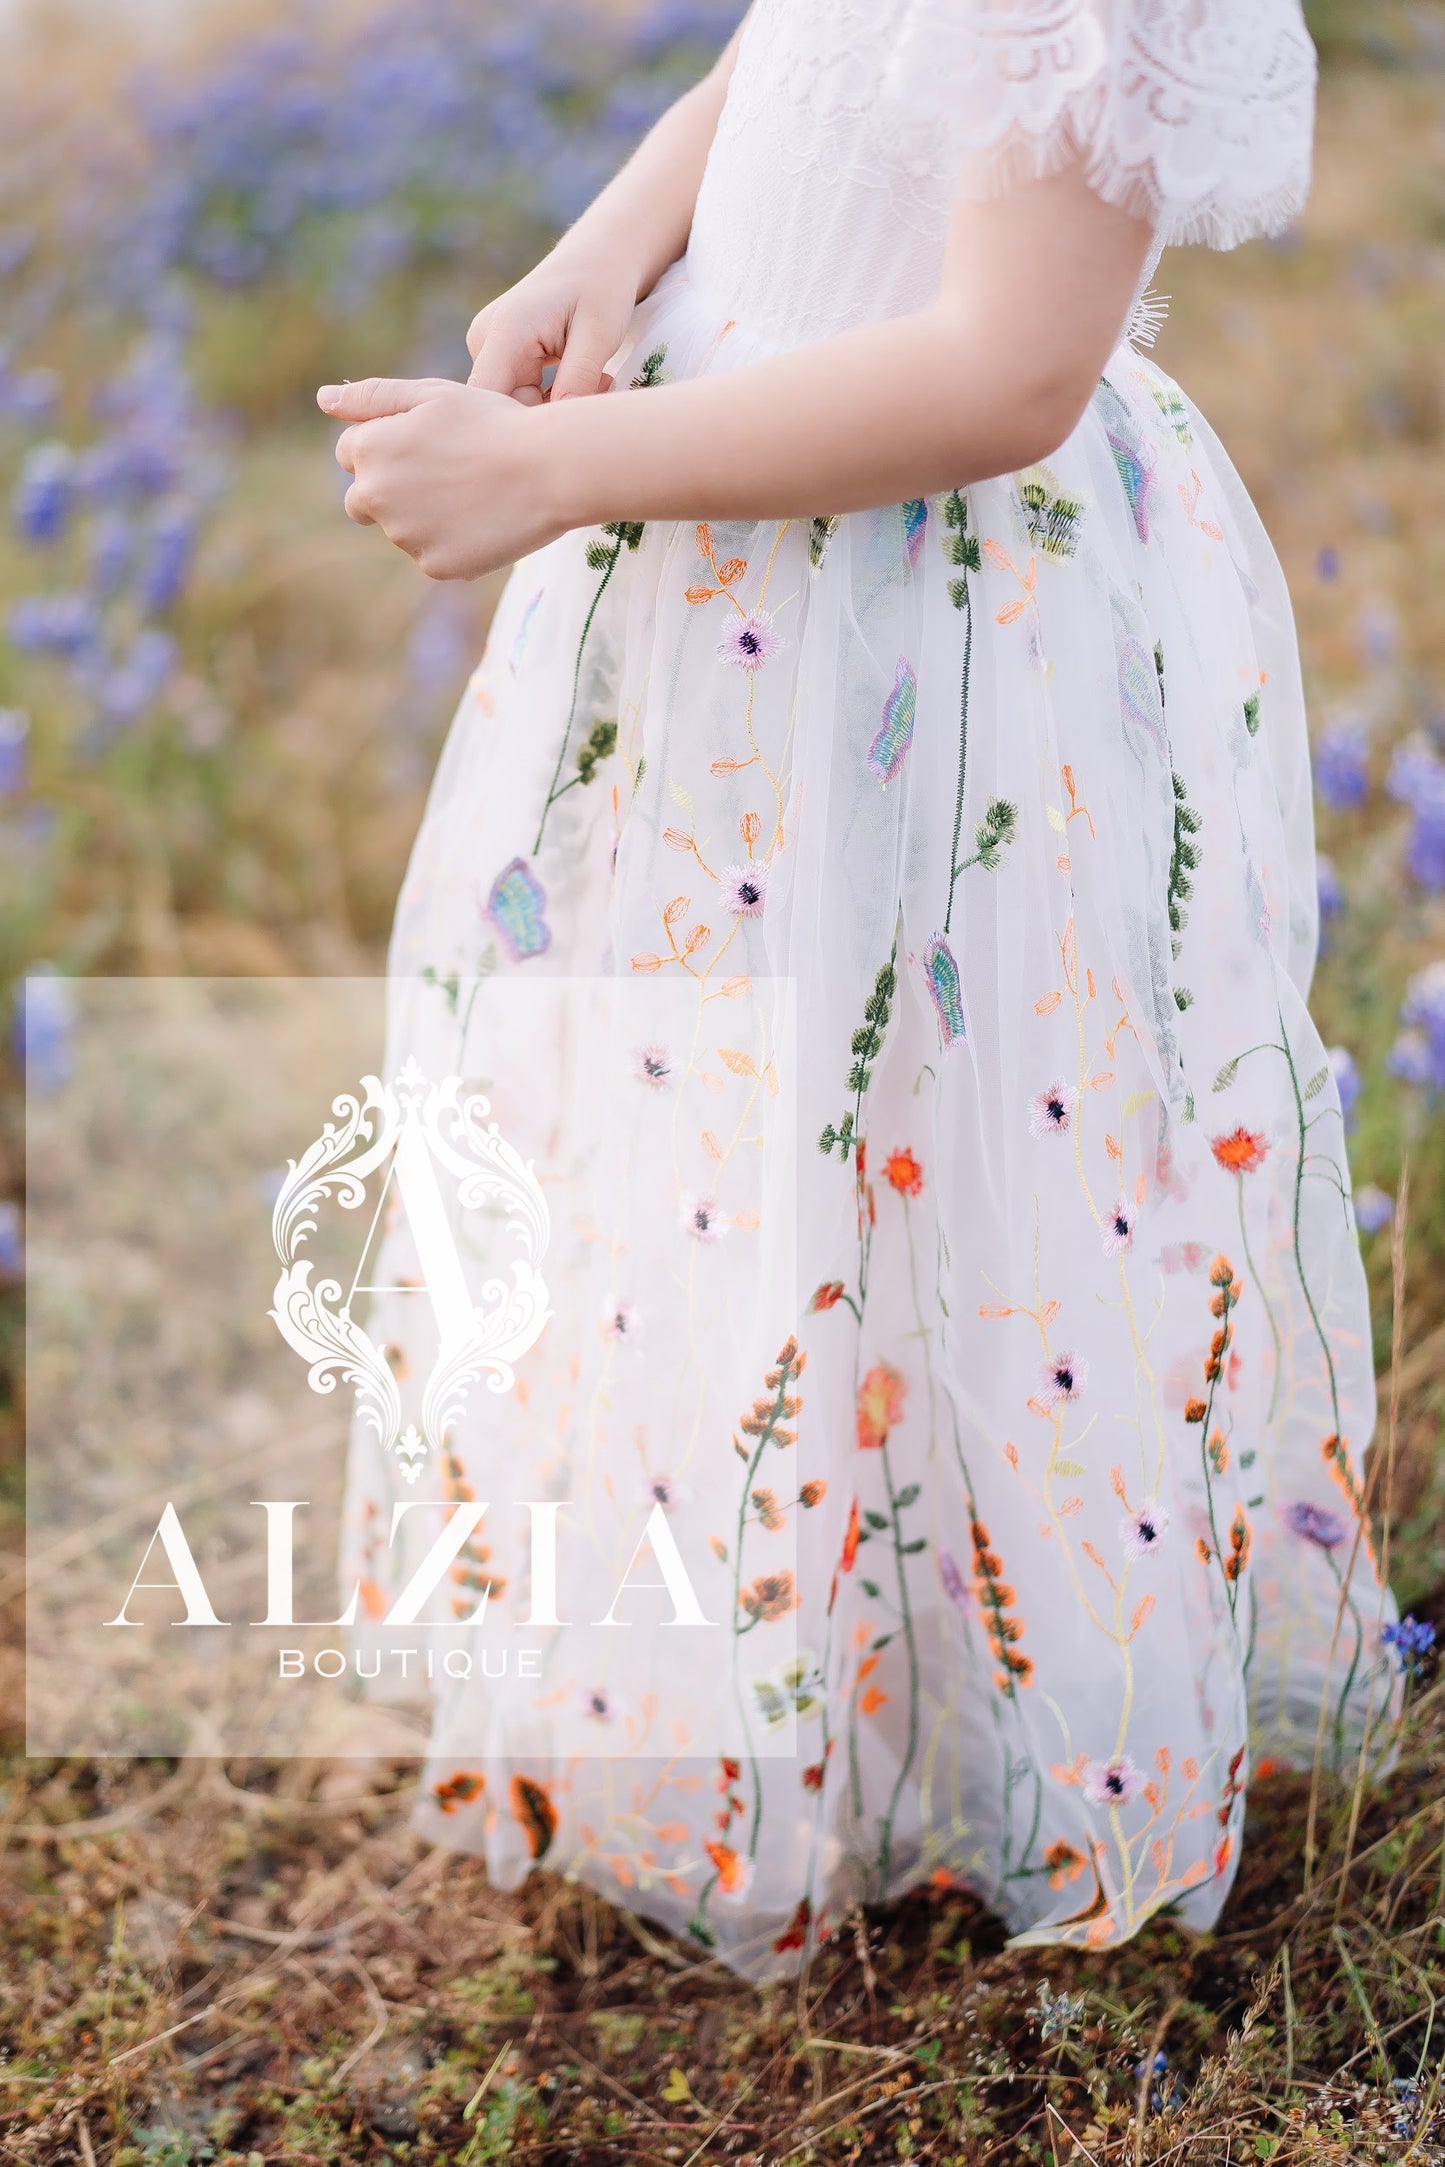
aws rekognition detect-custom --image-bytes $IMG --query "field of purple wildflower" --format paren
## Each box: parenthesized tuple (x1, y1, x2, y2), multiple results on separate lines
(4, 2, 1445, 2161)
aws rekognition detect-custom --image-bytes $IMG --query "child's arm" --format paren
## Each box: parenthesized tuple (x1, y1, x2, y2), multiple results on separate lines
(322, 159, 1155, 579)
(467, 15, 749, 404)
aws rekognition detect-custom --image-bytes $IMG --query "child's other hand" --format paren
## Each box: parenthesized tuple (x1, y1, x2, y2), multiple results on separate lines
(464, 247, 638, 403)
(319, 376, 567, 580)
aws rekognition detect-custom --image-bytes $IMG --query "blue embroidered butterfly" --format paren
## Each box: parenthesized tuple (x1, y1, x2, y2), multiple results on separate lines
(486, 856, 551, 962)
(868, 658, 917, 784)
(923, 934, 966, 1048)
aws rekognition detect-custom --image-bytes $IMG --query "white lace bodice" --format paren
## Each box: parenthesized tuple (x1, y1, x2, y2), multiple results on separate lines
(685, 0, 1317, 348)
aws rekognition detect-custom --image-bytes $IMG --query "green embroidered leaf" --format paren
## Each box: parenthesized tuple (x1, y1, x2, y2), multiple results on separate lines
(1122, 1089, 1155, 1117)
(1302, 1064, 1329, 1101)
(1052, 1459, 1086, 1479)
(864, 1509, 890, 1532)
(893, 1483, 921, 1509)
(1045, 804, 1067, 833)
(669, 779, 694, 814)
(1243, 693, 1261, 737)
(901, 1537, 928, 1554)
(1213, 1058, 1240, 1093)
(860, 1578, 881, 1599)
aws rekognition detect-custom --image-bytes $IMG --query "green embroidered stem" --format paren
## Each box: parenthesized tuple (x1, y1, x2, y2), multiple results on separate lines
(874, 1441, 923, 1889)
(943, 489, 982, 934)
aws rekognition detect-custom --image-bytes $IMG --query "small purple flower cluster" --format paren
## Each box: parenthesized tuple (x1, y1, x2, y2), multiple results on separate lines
(1389, 959, 1445, 1096)
(1386, 735, 1445, 893)
(1381, 1615, 1436, 1676)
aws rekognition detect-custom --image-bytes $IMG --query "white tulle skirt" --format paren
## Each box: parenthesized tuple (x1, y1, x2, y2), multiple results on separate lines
(341, 260, 1397, 1976)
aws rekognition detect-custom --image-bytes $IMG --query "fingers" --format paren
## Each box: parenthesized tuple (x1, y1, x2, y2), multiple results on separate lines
(343, 481, 375, 527)
(549, 313, 616, 402)
(468, 321, 546, 397)
(317, 376, 447, 422)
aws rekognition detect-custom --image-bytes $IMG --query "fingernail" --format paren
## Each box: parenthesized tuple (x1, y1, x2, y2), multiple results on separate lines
(318, 386, 339, 412)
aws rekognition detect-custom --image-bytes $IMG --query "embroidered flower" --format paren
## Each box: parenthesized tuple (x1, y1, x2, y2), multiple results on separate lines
(857, 1360, 907, 1448)
(703, 1838, 755, 1897)
(680, 1193, 728, 1241)
(1120, 1497, 1168, 1558)
(1029, 1081, 1078, 1139)
(809, 1279, 847, 1311)
(720, 863, 768, 917)
(1283, 1499, 1349, 1550)
(1038, 1350, 1088, 1405)
(643, 1471, 690, 1512)
(1211, 1125, 1268, 1175)
(1044, 1840, 1087, 1889)
(578, 1685, 619, 1723)
(1081, 1755, 1145, 1808)
(799, 1479, 827, 1508)
(633, 1042, 676, 1089)
(717, 610, 780, 673)
(602, 1298, 641, 1343)
(739, 1570, 798, 1624)
(1101, 1197, 1135, 1254)
(884, 1147, 924, 1197)
(840, 1496, 861, 1572)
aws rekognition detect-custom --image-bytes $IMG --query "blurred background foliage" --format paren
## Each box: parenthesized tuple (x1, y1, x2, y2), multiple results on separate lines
(0, 0, 1442, 1534)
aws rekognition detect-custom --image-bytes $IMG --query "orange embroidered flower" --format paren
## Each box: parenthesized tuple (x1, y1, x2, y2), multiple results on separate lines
(809, 1279, 847, 1311)
(751, 1485, 784, 1531)
(883, 1147, 924, 1197)
(1211, 1127, 1268, 1175)
(1223, 1505, 1251, 1583)
(433, 1770, 485, 1815)
(971, 1518, 1033, 1694)
(739, 1570, 798, 1624)
(703, 1839, 752, 1896)
(772, 1897, 811, 1952)
(1044, 1840, 1087, 1889)
(857, 1361, 907, 1449)
(840, 1496, 861, 1572)
(800, 1479, 827, 1507)
(510, 1774, 558, 1860)
(1183, 1396, 1207, 1424)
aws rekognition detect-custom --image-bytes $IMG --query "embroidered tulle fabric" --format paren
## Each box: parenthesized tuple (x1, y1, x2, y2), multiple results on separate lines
(339, 0, 1397, 1979)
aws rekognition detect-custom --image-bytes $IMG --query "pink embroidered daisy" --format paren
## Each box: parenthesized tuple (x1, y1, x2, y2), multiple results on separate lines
(601, 1298, 641, 1344)
(1038, 1350, 1088, 1405)
(718, 610, 780, 672)
(1029, 1081, 1078, 1139)
(633, 1042, 676, 1089)
(1081, 1755, 1145, 1808)
(1101, 1197, 1135, 1254)
(720, 863, 768, 917)
(680, 1192, 728, 1242)
(1119, 1497, 1169, 1559)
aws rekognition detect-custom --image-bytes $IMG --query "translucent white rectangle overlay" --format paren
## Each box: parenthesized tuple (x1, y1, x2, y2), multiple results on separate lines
(26, 974, 800, 1760)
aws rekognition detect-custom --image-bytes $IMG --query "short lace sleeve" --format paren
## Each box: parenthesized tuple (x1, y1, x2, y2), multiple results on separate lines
(884, 0, 1317, 249)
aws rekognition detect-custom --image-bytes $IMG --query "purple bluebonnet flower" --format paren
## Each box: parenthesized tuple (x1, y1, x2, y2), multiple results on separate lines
(1382, 1616, 1435, 1675)
(0, 1201, 20, 1278)
(15, 970, 74, 1095)
(0, 711, 27, 796)
(99, 629, 177, 725)
(137, 502, 197, 614)
(1356, 597, 1399, 667)
(1313, 720, 1370, 812)
(7, 593, 101, 659)
(1389, 960, 1445, 1094)
(89, 511, 134, 600)
(1386, 737, 1445, 893)
(13, 443, 75, 545)
(1316, 853, 1345, 922)
(1327, 1046, 1362, 1129)
(1316, 545, 1339, 581)
(1283, 1500, 1349, 1550)
(1353, 1184, 1394, 1235)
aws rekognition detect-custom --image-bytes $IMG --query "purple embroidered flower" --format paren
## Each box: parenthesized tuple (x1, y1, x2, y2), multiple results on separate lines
(633, 1042, 676, 1089)
(720, 863, 767, 917)
(1039, 1350, 1088, 1405)
(602, 1298, 641, 1343)
(1283, 1500, 1349, 1550)
(1120, 1498, 1168, 1559)
(1353, 1183, 1394, 1236)
(938, 1550, 969, 1611)
(579, 1685, 620, 1723)
(1029, 1081, 1078, 1139)
(718, 609, 780, 672)
(867, 657, 917, 783)
(1101, 1197, 1135, 1255)
(1081, 1755, 1145, 1808)
(680, 1193, 727, 1242)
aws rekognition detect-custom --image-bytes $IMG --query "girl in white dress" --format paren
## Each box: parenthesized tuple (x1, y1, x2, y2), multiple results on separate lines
(321, 0, 1397, 1976)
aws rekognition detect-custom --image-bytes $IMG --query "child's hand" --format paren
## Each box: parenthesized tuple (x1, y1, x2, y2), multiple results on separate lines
(464, 246, 638, 404)
(319, 376, 568, 581)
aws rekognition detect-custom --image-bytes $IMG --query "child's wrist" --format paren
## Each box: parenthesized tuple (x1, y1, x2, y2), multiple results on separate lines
(532, 394, 603, 539)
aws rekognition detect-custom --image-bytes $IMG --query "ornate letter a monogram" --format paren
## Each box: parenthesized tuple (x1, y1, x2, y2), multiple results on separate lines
(269, 1057, 550, 1482)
